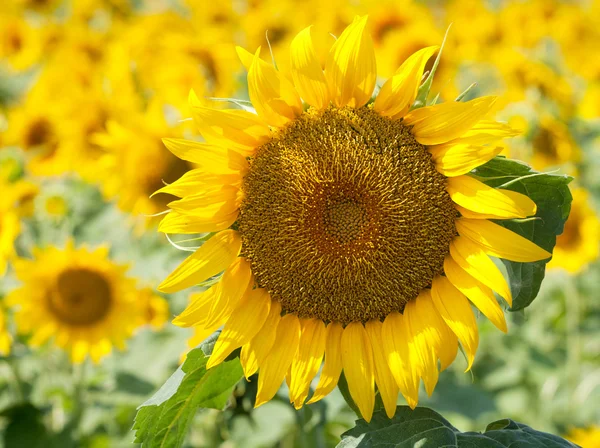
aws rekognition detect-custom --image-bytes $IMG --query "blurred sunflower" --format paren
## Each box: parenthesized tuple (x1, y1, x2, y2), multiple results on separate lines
(157, 17, 551, 421)
(548, 188, 600, 274)
(92, 101, 191, 223)
(0, 306, 11, 355)
(529, 115, 579, 170)
(566, 426, 600, 448)
(6, 242, 144, 363)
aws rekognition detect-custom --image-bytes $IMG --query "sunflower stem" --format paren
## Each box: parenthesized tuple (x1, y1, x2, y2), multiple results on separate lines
(3, 356, 25, 403)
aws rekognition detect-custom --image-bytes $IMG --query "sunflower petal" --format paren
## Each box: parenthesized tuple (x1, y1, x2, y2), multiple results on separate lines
(430, 276, 479, 370)
(158, 210, 238, 235)
(290, 26, 329, 109)
(158, 230, 242, 293)
(456, 218, 551, 262)
(374, 46, 438, 119)
(247, 49, 303, 128)
(444, 256, 507, 332)
(364, 320, 399, 418)
(207, 288, 271, 369)
(162, 139, 248, 173)
(429, 144, 503, 177)
(190, 105, 271, 153)
(450, 236, 512, 305)
(403, 96, 497, 145)
(204, 257, 254, 328)
(455, 204, 502, 220)
(325, 15, 376, 108)
(447, 175, 537, 219)
(255, 314, 301, 407)
(307, 322, 343, 404)
(418, 292, 458, 371)
(404, 295, 439, 396)
(154, 170, 242, 198)
(167, 186, 241, 213)
(381, 311, 419, 409)
(240, 300, 282, 379)
(289, 318, 327, 409)
(341, 322, 375, 422)
(172, 288, 218, 328)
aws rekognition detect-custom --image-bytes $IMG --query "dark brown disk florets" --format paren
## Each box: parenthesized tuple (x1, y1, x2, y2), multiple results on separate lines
(238, 106, 457, 324)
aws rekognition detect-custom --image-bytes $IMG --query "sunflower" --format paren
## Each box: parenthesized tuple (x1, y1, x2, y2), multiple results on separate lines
(158, 17, 551, 421)
(566, 426, 600, 448)
(0, 305, 11, 355)
(547, 188, 600, 274)
(6, 242, 145, 363)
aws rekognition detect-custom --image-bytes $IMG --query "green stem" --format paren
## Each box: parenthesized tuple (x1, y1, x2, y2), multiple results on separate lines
(565, 279, 581, 415)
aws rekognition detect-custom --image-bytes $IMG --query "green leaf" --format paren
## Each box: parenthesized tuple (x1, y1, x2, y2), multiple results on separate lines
(132, 333, 243, 448)
(337, 406, 578, 447)
(471, 156, 573, 310)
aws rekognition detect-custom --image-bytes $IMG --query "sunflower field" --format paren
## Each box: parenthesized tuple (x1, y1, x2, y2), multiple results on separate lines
(0, 0, 599, 447)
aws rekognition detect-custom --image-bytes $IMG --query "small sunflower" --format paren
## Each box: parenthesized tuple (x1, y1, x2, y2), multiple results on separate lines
(548, 188, 600, 274)
(6, 242, 144, 363)
(158, 17, 551, 421)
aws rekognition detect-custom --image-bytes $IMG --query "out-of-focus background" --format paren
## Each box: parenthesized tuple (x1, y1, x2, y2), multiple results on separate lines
(0, 0, 599, 447)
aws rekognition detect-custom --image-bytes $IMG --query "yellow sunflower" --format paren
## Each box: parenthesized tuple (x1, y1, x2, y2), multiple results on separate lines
(0, 305, 11, 355)
(157, 17, 551, 421)
(548, 188, 600, 274)
(566, 426, 600, 448)
(6, 242, 145, 363)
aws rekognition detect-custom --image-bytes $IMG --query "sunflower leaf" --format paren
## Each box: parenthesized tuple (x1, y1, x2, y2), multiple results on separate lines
(132, 335, 243, 448)
(338, 406, 577, 447)
(471, 156, 573, 310)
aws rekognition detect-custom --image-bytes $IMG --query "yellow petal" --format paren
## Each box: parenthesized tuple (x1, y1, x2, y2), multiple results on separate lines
(430, 276, 479, 370)
(236, 46, 257, 71)
(158, 230, 242, 293)
(341, 322, 375, 422)
(158, 210, 238, 235)
(365, 320, 399, 419)
(455, 120, 520, 145)
(307, 322, 343, 404)
(456, 218, 551, 262)
(374, 46, 438, 119)
(429, 144, 503, 177)
(205, 257, 254, 328)
(247, 48, 303, 128)
(447, 175, 537, 219)
(455, 204, 502, 220)
(450, 236, 512, 305)
(168, 186, 242, 213)
(71, 340, 89, 364)
(162, 138, 249, 173)
(404, 297, 439, 396)
(191, 106, 272, 153)
(381, 312, 419, 409)
(255, 314, 301, 407)
(417, 292, 458, 371)
(325, 15, 376, 108)
(172, 288, 218, 328)
(240, 300, 282, 379)
(444, 256, 507, 333)
(168, 186, 241, 212)
(403, 96, 497, 145)
(290, 26, 330, 109)
(154, 169, 242, 198)
(207, 288, 271, 369)
(289, 318, 327, 409)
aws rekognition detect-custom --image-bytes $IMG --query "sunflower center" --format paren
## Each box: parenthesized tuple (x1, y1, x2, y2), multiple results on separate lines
(48, 268, 112, 326)
(239, 106, 457, 324)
